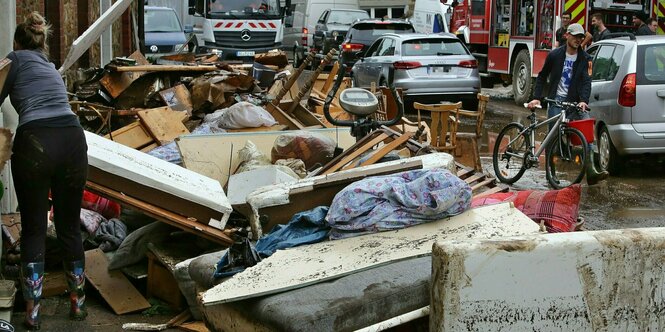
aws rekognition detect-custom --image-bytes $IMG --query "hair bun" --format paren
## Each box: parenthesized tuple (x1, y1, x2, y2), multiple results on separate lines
(25, 12, 46, 34)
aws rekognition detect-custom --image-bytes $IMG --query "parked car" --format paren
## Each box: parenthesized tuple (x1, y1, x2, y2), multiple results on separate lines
(350, 33, 481, 109)
(587, 34, 665, 174)
(144, 6, 191, 58)
(311, 8, 370, 68)
(283, 0, 361, 66)
(340, 19, 415, 73)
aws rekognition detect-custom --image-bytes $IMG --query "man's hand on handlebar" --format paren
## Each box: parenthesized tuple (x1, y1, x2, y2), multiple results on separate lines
(577, 101, 589, 112)
(526, 99, 542, 109)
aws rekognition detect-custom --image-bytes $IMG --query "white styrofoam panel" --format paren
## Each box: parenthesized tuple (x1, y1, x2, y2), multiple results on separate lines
(431, 228, 665, 331)
(201, 203, 540, 306)
(85, 131, 232, 214)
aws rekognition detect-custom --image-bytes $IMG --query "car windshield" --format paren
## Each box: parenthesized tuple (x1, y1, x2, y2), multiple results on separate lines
(207, 0, 280, 17)
(144, 9, 182, 32)
(402, 38, 469, 56)
(327, 11, 369, 25)
(349, 23, 414, 41)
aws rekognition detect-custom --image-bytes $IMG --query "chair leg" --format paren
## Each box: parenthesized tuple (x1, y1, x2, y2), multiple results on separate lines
(472, 139, 482, 172)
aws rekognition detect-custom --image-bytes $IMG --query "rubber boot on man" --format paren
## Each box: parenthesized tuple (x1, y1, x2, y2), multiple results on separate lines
(586, 147, 608, 185)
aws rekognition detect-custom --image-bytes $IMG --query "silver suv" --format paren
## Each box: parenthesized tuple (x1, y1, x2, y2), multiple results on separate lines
(587, 35, 665, 174)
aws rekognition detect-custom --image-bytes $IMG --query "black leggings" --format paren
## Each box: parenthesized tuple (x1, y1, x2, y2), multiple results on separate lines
(12, 126, 88, 263)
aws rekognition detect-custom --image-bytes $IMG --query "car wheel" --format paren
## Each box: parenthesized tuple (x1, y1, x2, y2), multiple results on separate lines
(598, 125, 623, 174)
(350, 73, 357, 87)
(379, 78, 387, 88)
(310, 57, 321, 71)
(512, 49, 534, 105)
(188, 36, 198, 54)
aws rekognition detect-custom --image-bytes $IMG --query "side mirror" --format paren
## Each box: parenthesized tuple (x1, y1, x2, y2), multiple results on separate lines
(184, 24, 194, 33)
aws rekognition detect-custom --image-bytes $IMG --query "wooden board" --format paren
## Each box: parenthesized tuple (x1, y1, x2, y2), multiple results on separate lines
(178, 321, 210, 332)
(104, 121, 154, 150)
(138, 107, 190, 145)
(176, 128, 355, 187)
(85, 249, 151, 314)
(85, 131, 232, 226)
(0, 58, 11, 94)
(159, 85, 193, 115)
(1, 214, 21, 248)
(201, 203, 540, 305)
(99, 51, 149, 98)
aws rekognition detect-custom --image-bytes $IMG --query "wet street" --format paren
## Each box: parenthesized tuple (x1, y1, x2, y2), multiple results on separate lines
(479, 89, 665, 230)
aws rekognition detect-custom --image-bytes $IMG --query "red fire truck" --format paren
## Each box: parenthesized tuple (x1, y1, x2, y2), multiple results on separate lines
(448, 0, 664, 104)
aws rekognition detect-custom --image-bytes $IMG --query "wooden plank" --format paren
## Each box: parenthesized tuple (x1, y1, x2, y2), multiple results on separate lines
(176, 128, 355, 187)
(159, 85, 193, 115)
(85, 248, 151, 314)
(0, 58, 11, 93)
(138, 107, 190, 145)
(356, 132, 413, 168)
(225, 124, 289, 133)
(201, 203, 540, 305)
(59, 0, 133, 73)
(178, 321, 210, 332)
(86, 131, 232, 228)
(471, 178, 496, 191)
(86, 181, 234, 246)
(99, 51, 149, 98)
(104, 121, 154, 149)
(110, 65, 218, 72)
(1, 214, 21, 248)
(322, 133, 389, 175)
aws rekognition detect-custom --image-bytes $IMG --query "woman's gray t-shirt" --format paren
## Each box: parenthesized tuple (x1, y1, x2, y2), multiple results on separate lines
(0, 50, 75, 128)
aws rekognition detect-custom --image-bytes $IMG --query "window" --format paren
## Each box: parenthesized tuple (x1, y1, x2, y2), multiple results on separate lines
(318, 10, 329, 24)
(402, 38, 469, 56)
(327, 10, 369, 25)
(640, 44, 665, 83)
(366, 39, 384, 57)
(592, 45, 621, 81)
(471, 0, 485, 16)
(375, 8, 388, 18)
(377, 38, 396, 56)
(348, 23, 415, 42)
(392, 7, 405, 19)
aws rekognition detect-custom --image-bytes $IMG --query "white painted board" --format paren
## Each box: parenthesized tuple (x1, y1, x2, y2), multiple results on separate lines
(430, 228, 665, 331)
(201, 203, 540, 305)
(176, 128, 355, 187)
(85, 131, 232, 215)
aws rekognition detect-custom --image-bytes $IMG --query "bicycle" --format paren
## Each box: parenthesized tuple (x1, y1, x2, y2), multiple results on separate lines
(492, 97, 589, 189)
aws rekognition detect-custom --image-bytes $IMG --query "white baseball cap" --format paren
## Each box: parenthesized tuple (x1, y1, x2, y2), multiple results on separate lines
(567, 23, 585, 36)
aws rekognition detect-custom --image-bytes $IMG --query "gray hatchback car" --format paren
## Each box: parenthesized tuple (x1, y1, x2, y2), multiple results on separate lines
(587, 35, 665, 174)
(351, 33, 481, 109)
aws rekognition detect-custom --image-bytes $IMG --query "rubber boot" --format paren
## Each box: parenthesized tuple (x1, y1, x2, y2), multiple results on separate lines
(586, 150, 609, 185)
(21, 262, 44, 330)
(64, 260, 88, 321)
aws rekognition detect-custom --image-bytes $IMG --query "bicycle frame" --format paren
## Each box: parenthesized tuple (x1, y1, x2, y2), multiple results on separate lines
(503, 109, 568, 164)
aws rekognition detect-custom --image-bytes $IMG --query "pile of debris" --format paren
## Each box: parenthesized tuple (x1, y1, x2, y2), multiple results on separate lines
(1, 48, 507, 331)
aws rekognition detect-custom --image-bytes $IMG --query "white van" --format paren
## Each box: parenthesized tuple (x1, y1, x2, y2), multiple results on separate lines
(411, 0, 451, 35)
(283, 0, 361, 65)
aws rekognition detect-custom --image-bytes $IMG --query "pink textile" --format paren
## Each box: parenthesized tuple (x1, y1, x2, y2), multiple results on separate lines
(472, 184, 581, 233)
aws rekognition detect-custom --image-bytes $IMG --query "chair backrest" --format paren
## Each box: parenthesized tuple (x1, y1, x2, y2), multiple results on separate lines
(475, 93, 490, 138)
(413, 101, 461, 152)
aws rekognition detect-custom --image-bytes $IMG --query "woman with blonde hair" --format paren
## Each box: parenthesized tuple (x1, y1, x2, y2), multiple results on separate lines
(0, 12, 88, 330)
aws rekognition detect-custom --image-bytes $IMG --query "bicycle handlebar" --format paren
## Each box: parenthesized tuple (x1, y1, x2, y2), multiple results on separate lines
(542, 97, 590, 112)
(323, 64, 404, 127)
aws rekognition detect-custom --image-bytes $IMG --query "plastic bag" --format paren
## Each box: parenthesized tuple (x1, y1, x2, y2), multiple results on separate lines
(271, 131, 337, 169)
(212, 102, 277, 129)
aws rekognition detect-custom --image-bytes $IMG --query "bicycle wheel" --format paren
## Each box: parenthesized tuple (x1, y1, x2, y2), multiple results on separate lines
(546, 127, 588, 189)
(492, 123, 528, 184)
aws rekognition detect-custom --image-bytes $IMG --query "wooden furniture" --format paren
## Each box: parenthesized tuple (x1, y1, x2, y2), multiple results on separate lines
(456, 93, 490, 172)
(413, 101, 461, 153)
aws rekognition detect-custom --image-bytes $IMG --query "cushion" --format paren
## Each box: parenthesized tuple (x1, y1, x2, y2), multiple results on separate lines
(471, 184, 581, 233)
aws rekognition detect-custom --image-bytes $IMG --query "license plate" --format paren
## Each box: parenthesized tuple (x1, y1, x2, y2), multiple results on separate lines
(237, 51, 255, 57)
(428, 66, 450, 74)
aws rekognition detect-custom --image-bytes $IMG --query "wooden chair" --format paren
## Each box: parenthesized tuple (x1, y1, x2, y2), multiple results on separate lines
(455, 93, 490, 172)
(412, 101, 461, 154)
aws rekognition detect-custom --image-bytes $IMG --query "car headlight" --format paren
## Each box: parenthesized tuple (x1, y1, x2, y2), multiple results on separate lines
(332, 31, 339, 38)
(175, 44, 189, 52)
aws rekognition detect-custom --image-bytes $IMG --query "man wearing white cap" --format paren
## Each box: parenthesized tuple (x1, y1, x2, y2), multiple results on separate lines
(527, 23, 608, 185)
